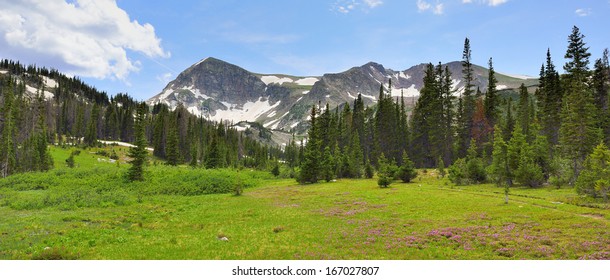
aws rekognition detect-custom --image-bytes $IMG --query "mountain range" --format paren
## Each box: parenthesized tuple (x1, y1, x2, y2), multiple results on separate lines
(150, 57, 538, 134)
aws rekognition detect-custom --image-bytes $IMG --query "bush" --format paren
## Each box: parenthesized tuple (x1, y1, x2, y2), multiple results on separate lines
(397, 151, 417, 183)
(576, 143, 610, 200)
(364, 161, 374, 179)
(465, 157, 487, 183)
(448, 158, 467, 185)
(377, 154, 396, 188)
(515, 157, 544, 187)
(448, 157, 486, 185)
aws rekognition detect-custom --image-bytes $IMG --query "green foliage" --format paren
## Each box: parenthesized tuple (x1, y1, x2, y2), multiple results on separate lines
(377, 153, 396, 188)
(271, 161, 280, 177)
(449, 141, 487, 185)
(548, 156, 573, 189)
(321, 146, 334, 182)
(488, 126, 511, 187)
(514, 151, 545, 188)
(127, 103, 148, 182)
(576, 142, 610, 200)
(437, 157, 446, 178)
(66, 153, 75, 168)
(397, 151, 418, 183)
(364, 159, 374, 179)
(448, 158, 467, 185)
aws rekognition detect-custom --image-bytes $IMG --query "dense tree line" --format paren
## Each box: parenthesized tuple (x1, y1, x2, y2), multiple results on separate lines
(298, 26, 610, 200)
(0, 60, 280, 178)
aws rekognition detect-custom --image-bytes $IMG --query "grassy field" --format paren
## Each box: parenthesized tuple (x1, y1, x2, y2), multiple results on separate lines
(0, 146, 609, 260)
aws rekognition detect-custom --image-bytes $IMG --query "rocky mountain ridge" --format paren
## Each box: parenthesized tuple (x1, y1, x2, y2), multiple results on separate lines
(147, 57, 538, 133)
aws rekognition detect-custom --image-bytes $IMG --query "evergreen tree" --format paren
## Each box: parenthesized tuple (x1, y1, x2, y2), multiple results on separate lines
(502, 98, 515, 141)
(127, 103, 148, 181)
(364, 159, 374, 179)
(299, 105, 321, 183)
(321, 146, 334, 182)
(410, 63, 443, 167)
(489, 125, 512, 189)
(205, 136, 222, 169)
(593, 49, 610, 145)
(166, 124, 180, 166)
(516, 84, 532, 140)
(397, 150, 418, 183)
(0, 78, 16, 177)
(377, 153, 395, 188)
(576, 142, 610, 200)
(457, 37, 476, 158)
(538, 49, 563, 147)
(560, 26, 602, 178)
(441, 66, 455, 164)
(465, 139, 486, 183)
(271, 161, 281, 177)
(437, 156, 446, 178)
(484, 57, 499, 128)
(84, 104, 99, 147)
(34, 92, 53, 171)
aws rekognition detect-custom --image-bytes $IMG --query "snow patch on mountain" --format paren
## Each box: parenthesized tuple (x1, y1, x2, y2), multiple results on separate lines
(390, 85, 419, 97)
(261, 75, 294, 85)
(43, 76, 57, 88)
(25, 84, 54, 100)
(294, 77, 318, 86)
(210, 97, 281, 123)
(500, 72, 536, 80)
(497, 84, 508, 90)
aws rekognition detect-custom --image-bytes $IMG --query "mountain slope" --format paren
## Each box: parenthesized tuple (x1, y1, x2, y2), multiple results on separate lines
(147, 58, 538, 133)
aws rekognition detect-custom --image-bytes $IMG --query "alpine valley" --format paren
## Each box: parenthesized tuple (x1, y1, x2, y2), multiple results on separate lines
(147, 57, 537, 135)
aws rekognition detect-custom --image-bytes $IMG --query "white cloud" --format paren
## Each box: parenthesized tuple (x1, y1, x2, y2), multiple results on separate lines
(462, 0, 508, 6)
(417, 0, 443, 15)
(575, 8, 591, 17)
(433, 3, 445, 14)
(417, 0, 432, 12)
(363, 0, 383, 8)
(0, 0, 169, 81)
(333, 0, 383, 14)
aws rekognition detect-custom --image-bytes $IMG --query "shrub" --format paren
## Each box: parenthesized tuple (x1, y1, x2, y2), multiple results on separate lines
(364, 160, 374, 179)
(576, 143, 610, 200)
(448, 158, 467, 185)
(397, 151, 417, 183)
(377, 154, 396, 188)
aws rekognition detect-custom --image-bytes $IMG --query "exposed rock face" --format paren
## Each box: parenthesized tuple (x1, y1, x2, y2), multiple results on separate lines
(148, 57, 537, 134)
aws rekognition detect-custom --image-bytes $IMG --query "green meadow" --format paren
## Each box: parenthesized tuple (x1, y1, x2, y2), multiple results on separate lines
(0, 146, 608, 260)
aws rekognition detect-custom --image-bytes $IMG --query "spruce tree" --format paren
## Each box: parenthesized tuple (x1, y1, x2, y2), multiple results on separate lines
(457, 37, 476, 158)
(127, 103, 148, 181)
(377, 153, 394, 188)
(484, 57, 499, 128)
(0, 78, 16, 177)
(538, 49, 562, 147)
(166, 124, 180, 166)
(576, 142, 610, 200)
(397, 150, 418, 183)
(321, 146, 334, 182)
(84, 104, 99, 147)
(299, 105, 321, 183)
(560, 26, 602, 178)
(489, 125, 512, 188)
(593, 49, 610, 145)
(516, 84, 532, 140)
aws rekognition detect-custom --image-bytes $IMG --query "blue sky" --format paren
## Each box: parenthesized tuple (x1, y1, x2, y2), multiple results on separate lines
(1, 0, 609, 100)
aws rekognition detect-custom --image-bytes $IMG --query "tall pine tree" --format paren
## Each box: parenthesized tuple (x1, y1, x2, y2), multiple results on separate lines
(127, 103, 148, 181)
(559, 26, 602, 178)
